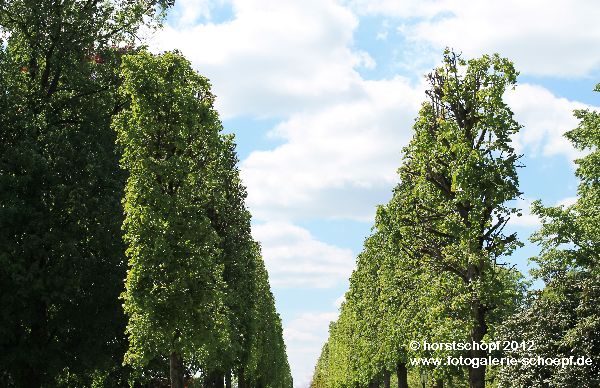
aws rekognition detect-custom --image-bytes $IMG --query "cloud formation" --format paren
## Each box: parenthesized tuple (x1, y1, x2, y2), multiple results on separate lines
(349, 0, 600, 77)
(252, 222, 355, 288)
(150, 0, 373, 118)
(506, 83, 589, 162)
(283, 311, 338, 388)
(241, 77, 425, 221)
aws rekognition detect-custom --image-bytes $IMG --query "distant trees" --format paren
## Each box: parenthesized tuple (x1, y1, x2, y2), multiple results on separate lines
(312, 51, 600, 388)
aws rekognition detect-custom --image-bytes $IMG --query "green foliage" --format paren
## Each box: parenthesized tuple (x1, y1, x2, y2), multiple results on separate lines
(312, 50, 526, 388)
(0, 0, 173, 385)
(1, 2, 292, 386)
(115, 50, 292, 386)
(311, 342, 329, 388)
(116, 51, 230, 375)
(203, 134, 258, 380)
(497, 83, 600, 387)
(385, 50, 525, 386)
(497, 271, 600, 387)
(243, 247, 293, 388)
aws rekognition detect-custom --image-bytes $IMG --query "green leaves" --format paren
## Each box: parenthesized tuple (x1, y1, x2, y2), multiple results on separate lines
(117, 51, 229, 374)
(500, 84, 600, 386)
(1, 2, 292, 386)
(313, 50, 526, 388)
(116, 51, 292, 387)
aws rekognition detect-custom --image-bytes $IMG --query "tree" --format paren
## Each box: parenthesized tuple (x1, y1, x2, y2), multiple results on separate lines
(311, 342, 330, 388)
(116, 51, 230, 388)
(241, 244, 293, 388)
(383, 49, 525, 388)
(0, 1, 171, 386)
(202, 134, 258, 387)
(497, 83, 600, 387)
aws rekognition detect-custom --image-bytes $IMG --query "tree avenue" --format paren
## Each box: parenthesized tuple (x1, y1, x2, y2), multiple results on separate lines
(1, 1, 291, 387)
(312, 50, 527, 388)
(116, 51, 292, 388)
(387, 50, 524, 388)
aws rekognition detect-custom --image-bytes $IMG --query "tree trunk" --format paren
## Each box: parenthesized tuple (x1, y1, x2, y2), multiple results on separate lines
(170, 351, 185, 388)
(434, 379, 444, 388)
(204, 371, 224, 388)
(468, 298, 487, 388)
(216, 372, 225, 388)
(397, 362, 408, 388)
(383, 370, 391, 388)
(225, 370, 232, 388)
(237, 368, 246, 388)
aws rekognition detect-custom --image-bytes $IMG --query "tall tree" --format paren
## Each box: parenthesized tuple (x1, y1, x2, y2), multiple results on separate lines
(116, 51, 230, 388)
(497, 83, 600, 387)
(385, 49, 524, 388)
(0, 1, 171, 386)
(202, 134, 258, 387)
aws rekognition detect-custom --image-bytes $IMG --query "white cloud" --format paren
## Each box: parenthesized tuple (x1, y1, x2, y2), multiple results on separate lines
(345, 0, 452, 19)
(509, 196, 580, 228)
(283, 311, 338, 388)
(168, 0, 219, 25)
(508, 198, 540, 228)
(556, 196, 577, 208)
(149, 0, 371, 119)
(349, 0, 600, 77)
(240, 81, 593, 223)
(252, 222, 355, 288)
(241, 77, 425, 221)
(506, 84, 589, 162)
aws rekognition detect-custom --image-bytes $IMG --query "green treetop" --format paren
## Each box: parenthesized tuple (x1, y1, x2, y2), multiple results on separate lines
(497, 84, 600, 387)
(383, 49, 525, 388)
(115, 51, 229, 387)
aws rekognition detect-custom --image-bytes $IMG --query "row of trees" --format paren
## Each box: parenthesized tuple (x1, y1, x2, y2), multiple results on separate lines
(117, 51, 292, 387)
(0, 1, 291, 387)
(311, 51, 600, 387)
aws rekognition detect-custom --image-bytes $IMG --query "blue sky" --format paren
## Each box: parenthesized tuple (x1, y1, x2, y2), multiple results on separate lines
(149, 1, 600, 385)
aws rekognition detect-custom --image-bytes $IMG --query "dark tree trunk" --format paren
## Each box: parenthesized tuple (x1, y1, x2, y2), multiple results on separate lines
(434, 379, 444, 388)
(204, 371, 224, 388)
(170, 351, 185, 388)
(368, 376, 379, 388)
(397, 362, 408, 388)
(468, 298, 487, 388)
(225, 370, 232, 388)
(383, 370, 391, 388)
(237, 368, 246, 388)
(216, 372, 224, 388)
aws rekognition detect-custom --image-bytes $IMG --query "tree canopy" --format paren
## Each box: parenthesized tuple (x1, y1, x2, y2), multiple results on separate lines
(0, 2, 291, 387)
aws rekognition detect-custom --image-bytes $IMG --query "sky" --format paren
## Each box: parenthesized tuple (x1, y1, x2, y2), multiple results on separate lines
(147, 1, 600, 386)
